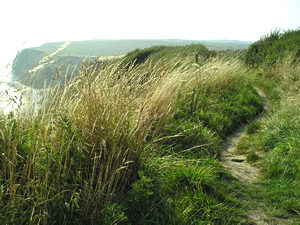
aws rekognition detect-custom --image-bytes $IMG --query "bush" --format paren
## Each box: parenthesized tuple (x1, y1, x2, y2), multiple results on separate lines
(122, 46, 167, 69)
(244, 29, 300, 67)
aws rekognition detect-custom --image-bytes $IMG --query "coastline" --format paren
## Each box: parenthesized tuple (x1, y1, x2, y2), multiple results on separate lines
(0, 73, 40, 115)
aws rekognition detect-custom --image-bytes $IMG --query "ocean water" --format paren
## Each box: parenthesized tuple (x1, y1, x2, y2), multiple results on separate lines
(0, 83, 21, 114)
(0, 68, 20, 114)
(0, 68, 40, 115)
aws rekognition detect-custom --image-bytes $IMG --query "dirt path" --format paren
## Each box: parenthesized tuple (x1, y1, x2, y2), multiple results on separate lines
(220, 88, 296, 225)
(221, 88, 268, 184)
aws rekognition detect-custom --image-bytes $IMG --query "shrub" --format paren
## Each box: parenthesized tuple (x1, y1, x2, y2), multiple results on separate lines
(244, 29, 300, 67)
(121, 46, 167, 69)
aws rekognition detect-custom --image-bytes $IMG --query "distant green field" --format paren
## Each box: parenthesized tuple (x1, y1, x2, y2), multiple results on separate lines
(32, 39, 251, 57)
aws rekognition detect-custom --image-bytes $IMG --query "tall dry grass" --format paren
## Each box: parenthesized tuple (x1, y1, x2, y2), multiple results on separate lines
(0, 54, 249, 223)
(0, 57, 194, 223)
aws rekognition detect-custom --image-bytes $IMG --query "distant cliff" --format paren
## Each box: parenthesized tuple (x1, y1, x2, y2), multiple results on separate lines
(12, 48, 95, 88)
(11, 39, 250, 88)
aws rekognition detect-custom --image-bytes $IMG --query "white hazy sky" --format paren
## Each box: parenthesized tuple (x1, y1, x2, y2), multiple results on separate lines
(0, 0, 299, 75)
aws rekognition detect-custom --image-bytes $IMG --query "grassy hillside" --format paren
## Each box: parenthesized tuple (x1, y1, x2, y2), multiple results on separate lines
(1, 30, 299, 224)
(32, 39, 250, 57)
(238, 29, 300, 221)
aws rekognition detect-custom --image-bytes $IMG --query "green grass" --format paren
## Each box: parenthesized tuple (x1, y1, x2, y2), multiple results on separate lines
(122, 159, 246, 224)
(238, 33, 300, 221)
(246, 121, 261, 135)
(246, 152, 260, 163)
(1, 45, 266, 224)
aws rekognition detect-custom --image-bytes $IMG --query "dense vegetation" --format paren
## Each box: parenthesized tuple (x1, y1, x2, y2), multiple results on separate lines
(244, 29, 300, 67)
(0, 29, 299, 224)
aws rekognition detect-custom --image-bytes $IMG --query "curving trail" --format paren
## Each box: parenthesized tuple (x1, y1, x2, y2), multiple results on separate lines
(221, 88, 268, 184)
(221, 88, 295, 225)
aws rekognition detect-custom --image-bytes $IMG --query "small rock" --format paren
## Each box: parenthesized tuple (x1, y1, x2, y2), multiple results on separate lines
(231, 158, 245, 162)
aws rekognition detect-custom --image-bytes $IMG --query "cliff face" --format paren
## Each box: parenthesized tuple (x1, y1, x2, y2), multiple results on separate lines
(12, 48, 94, 88)
(12, 49, 47, 80)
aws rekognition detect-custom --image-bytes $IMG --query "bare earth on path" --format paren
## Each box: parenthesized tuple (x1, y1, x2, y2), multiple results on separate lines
(221, 88, 296, 225)
(222, 88, 268, 184)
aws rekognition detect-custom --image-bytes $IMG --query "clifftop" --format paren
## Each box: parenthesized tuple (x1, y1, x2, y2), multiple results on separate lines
(12, 39, 250, 88)
(12, 48, 92, 88)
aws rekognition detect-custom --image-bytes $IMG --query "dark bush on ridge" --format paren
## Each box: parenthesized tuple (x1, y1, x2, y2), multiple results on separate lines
(122, 43, 216, 69)
(122, 46, 167, 68)
(244, 29, 300, 67)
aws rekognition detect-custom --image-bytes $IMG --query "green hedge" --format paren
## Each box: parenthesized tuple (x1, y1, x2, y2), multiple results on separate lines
(244, 29, 300, 67)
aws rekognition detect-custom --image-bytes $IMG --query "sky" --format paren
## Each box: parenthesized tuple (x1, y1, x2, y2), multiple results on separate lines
(0, 0, 299, 75)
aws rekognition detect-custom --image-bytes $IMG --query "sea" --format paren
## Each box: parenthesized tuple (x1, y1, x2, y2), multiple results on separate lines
(0, 67, 40, 115)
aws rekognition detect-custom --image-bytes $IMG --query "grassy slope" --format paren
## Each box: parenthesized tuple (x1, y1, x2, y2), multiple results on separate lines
(238, 29, 300, 222)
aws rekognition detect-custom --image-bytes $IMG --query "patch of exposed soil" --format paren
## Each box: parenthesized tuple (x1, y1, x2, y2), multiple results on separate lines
(221, 88, 268, 184)
(221, 123, 261, 184)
